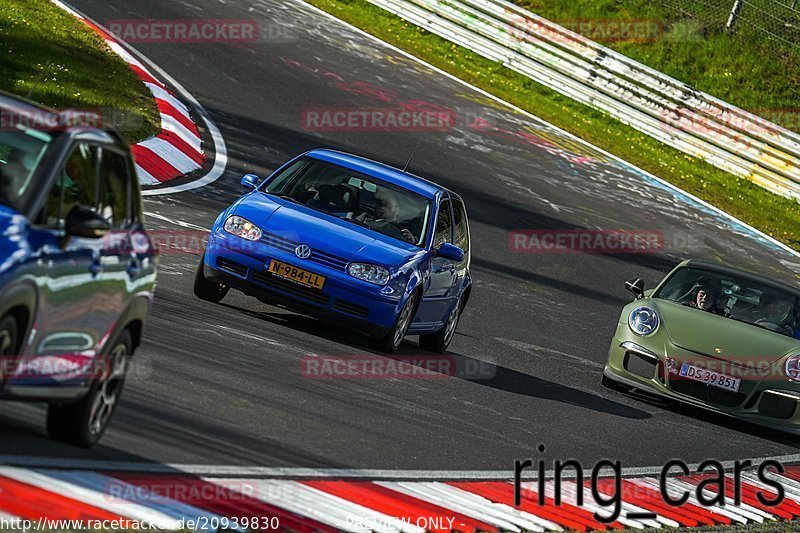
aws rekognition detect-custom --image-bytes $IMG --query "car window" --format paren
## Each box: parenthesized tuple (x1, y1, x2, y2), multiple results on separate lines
(61, 143, 98, 224)
(98, 149, 130, 229)
(37, 143, 98, 229)
(452, 198, 469, 253)
(0, 129, 52, 212)
(434, 199, 453, 247)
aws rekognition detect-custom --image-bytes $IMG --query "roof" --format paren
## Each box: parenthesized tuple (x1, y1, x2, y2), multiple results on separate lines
(306, 149, 443, 199)
(683, 259, 800, 297)
(0, 90, 106, 136)
(0, 91, 59, 123)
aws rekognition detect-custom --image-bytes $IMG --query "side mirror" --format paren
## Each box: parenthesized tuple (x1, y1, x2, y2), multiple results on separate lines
(241, 174, 259, 190)
(65, 205, 111, 239)
(625, 278, 645, 299)
(436, 242, 465, 262)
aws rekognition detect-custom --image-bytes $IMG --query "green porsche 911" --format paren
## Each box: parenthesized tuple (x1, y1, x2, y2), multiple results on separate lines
(603, 259, 800, 433)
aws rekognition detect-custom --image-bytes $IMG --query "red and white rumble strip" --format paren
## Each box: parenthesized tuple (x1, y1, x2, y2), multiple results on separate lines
(51, 0, 205, 186)
(2, 466, 800, 531)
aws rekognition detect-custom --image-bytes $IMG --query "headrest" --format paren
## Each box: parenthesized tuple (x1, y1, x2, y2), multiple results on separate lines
(318, 183, 354, 208)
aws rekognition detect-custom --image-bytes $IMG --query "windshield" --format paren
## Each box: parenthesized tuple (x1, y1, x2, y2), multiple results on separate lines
(262, 157, 431, 247)
(654, 267, 800, 339)
(0, 129, 52, 211)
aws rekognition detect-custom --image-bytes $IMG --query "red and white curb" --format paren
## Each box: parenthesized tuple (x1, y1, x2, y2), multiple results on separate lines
(51, 0, 205, 187)
(2, 466, 800, 531)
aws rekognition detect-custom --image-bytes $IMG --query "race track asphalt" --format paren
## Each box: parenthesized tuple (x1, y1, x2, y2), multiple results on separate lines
(1, 0, 799, 470)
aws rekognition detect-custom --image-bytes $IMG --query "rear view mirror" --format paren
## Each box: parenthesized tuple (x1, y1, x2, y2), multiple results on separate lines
(65, 205, 110, 239)
(625, 278, 645, 299)
(241, 174, 259, 190)
(437, 243, 465, 262)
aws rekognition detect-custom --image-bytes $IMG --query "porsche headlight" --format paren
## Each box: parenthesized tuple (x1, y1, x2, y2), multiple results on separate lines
(348, 263, 390, 286)
(223, 215, 262, 241)
(785, 355, 800, 381)
(629, 306, 659, 336)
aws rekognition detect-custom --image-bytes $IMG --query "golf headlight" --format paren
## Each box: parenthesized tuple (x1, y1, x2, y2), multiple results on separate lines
(785, 354, 800, 381)
(348, 263, 390, 286)
(629, 306, 659, 336)
(223, 215, 262, 241)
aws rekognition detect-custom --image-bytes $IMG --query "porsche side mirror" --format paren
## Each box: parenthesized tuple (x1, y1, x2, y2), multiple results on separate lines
(241, 174, 259, 190)
(437, 243, 465, 262)
(625, 278, 645, 299)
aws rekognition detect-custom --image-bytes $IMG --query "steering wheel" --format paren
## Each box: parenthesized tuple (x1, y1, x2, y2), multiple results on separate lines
(373, 218, 404, 231)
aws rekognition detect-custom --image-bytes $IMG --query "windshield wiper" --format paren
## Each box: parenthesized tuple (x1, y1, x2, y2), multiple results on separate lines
(267, 193, 302, 205)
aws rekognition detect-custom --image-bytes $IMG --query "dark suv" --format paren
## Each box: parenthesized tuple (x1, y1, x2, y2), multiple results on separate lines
(0, 93, 158, 447)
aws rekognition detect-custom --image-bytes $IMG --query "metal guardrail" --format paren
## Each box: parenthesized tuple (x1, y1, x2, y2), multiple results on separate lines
(365, 0, 800, 201)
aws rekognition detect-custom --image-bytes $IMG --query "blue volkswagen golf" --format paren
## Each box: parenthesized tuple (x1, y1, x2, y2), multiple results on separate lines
(195, 149, 472, 353)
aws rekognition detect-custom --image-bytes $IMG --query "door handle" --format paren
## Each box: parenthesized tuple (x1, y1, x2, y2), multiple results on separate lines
(433, 263, 455, 274)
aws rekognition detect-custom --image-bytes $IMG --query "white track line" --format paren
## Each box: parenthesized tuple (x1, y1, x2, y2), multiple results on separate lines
(3, 455, 800, 480)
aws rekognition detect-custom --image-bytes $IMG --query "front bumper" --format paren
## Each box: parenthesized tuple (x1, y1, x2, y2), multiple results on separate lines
(605, 323, 800, 435)
(205, 234, 405, 338)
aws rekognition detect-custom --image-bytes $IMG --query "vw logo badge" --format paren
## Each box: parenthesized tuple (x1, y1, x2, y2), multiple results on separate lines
(295, 244, 311, 259)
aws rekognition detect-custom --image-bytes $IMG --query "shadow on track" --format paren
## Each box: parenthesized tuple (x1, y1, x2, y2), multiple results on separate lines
(215, 301, 651, 420)
(604, 383, 800, 449)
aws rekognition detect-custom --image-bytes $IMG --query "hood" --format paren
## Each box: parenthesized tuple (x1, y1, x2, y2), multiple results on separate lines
(234, 193, 420, 267)
(653, 299, 800, 364)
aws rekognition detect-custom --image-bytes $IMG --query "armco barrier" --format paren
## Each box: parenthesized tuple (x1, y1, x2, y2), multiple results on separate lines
(365, 0, 800, 201)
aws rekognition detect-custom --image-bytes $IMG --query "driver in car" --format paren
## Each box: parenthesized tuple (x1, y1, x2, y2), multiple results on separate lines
(358, 189, 416, 244)
(690, 285, 720, 314)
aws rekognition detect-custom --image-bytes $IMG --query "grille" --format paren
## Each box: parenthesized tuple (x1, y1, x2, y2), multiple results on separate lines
(333, 299, 370, 318)
(758, 392, 798, 420)
(260, 231, 348, 271)
(251, 270, 330, 307)
(669, 379, 746, 408)
(217, 257, 248, 277)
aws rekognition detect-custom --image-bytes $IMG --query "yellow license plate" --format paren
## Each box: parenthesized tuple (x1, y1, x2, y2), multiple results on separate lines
(267, 259, 325, 289)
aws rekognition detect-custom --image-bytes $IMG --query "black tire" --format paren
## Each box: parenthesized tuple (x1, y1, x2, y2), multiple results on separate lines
(369, 292, 418, 354)
(194, 255, 229, 303)
(47, 330, 132, 448)
(419, 297, 463, 353)
(0, 315, 19, 390)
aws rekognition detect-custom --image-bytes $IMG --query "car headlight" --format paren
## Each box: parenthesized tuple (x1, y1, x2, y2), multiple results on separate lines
(348, 263, 390, 286)
(629, 306, 659, 336)
(785, 355, 800, 381)
(223, 215, 262, 241)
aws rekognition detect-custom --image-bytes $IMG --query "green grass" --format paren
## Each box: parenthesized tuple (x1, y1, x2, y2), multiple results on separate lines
(515, 0, 800, 126)
(0, 0, 160, 143)
(304, 0, 800, 253)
